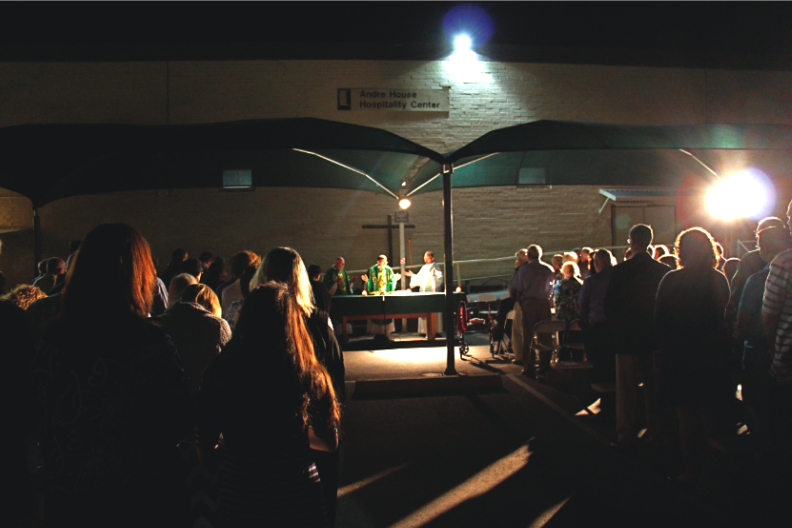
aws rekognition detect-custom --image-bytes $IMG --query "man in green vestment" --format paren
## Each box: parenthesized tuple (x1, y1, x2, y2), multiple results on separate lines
(323, 257, 355, 296)
(361, 255, 402, 336)
(361, 255, 401, 294)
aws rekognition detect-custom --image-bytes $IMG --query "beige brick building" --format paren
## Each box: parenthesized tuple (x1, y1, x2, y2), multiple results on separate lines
(2, 49, 792, 289)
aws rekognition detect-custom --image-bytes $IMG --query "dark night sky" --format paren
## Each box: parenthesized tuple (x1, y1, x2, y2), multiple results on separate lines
(2, 2, 792, 58)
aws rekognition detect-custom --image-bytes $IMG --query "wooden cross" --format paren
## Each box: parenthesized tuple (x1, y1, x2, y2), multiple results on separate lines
(362, 214, 415, 261)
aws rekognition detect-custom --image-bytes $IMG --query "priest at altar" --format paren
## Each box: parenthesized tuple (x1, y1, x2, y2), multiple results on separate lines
(360, 255, 401, 336)
(404, 251, 444, 335)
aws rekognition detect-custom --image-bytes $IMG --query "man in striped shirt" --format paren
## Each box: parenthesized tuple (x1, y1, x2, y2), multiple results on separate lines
(762, 197, 792, 449)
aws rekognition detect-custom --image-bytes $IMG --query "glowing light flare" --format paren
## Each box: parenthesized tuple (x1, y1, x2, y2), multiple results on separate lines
(442, 4, 494, 46)
(454, 34, 472, 51)
(399, 197, 412, 210)
(705, 169, 776, 220)
(445, 48, 491, 83)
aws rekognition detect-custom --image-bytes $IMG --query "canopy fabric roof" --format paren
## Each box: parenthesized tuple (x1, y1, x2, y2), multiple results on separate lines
(404, 121, 792, 195)
(3, 119, 792, 207)
(445, 120, 792, 163)
(407, 148, 720, 195)
(0, 118, 444, 207)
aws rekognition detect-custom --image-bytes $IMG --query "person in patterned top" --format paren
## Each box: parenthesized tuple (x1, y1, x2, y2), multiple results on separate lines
(554, 261, 583, 322)
(763, 198, 792, 455)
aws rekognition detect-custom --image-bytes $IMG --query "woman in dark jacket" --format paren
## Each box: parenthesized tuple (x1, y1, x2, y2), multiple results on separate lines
(158, 283, 231, 396)
(32, 223, 192, 528)
(655, 227, 731, 482)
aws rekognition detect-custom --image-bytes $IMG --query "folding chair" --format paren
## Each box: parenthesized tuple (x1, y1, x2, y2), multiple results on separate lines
(528, 320, 566, 381)
(490, 295, 516, 358)
(552, 319, 594, 370)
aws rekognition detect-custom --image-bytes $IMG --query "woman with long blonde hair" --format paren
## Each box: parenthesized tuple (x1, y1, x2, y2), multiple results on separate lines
(196, 282, 339, 528)
(251, 246, 345, 524)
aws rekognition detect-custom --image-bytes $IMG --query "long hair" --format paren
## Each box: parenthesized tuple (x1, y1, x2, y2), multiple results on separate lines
(675, 227, 719, 271)
(233, 282, 340, 430)
(1, 284, 46, 310)
(62, 223, 156, 318)
(252, 247, 315, 318)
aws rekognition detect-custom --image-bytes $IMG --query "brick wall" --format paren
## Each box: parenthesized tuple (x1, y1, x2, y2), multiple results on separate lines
(1, 58, 791, 290)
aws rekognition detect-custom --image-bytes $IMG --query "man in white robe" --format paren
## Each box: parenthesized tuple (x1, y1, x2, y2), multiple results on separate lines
(405, 251, 444, 335)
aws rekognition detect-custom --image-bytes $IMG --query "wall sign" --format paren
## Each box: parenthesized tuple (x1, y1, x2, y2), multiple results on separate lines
(337, 88, 449, 112)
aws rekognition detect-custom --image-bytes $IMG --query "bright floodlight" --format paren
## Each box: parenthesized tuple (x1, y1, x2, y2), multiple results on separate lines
(706, 169, 775, 220)
(399, 197, 412, 210)
(454, 34, 471, 51)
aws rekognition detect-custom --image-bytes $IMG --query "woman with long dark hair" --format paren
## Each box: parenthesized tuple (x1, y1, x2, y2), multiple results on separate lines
(32, 223, 192, 528)
(655, 227, 731, 482)
(196, 282, 340, 528)
(252, 247, 346, 525)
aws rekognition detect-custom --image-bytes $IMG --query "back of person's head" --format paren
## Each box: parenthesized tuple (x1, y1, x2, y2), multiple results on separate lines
(551, 254, 563, 269)
(561, 261, 580, 278)
(47, 257, 66, 275)
(659, 254, 680, 269)
(171, 249, 188, 264)
(722, 258, 740, 282)
(229, 250, 261, 279)
(307, 264, 322, 279)
(594, 249, 615, 269)
(234, 282, 292, 350)
(1, 284, 47, 310)
(198, 251, 214, 265)
(62, 223, 156, 318)
(233, 282, 339, 427)
(580, 247, 593, 258)
(168, 273, 198, 306)
(176, 283, 222, 317)
(37, 259, 48, 276)
(527, 245, 542, 260)
(757, 216, 785, 234)
(629, 224, 653, 249)
(205, 257, 226, 281)
(757, 225, 792, 263)
(253, 247, 314, 317)
(653, 244, 670, 259)
(562, 251, 578, 264)
(182, 258, 202, 278)
(675, 227, 718, 270)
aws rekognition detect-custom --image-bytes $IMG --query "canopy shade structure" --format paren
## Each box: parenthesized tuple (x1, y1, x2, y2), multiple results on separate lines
(0, 118, 445, 208)
(403, 121, 792, 197)
(445, 120, 792, 163)
(407, 148, 721, 195)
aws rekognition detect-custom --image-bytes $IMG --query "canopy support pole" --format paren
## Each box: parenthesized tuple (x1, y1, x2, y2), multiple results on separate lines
(33, 207, 41, 274)
(598, 196, 611, 214)
(292, 148, 400, 199)
(442, 163, 457, 376)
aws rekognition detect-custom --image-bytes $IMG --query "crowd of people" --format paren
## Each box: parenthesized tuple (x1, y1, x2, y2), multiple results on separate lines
(1, 227, 346, 528)
(4, 200, 792, 524)
(508, 200, 792, 485)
